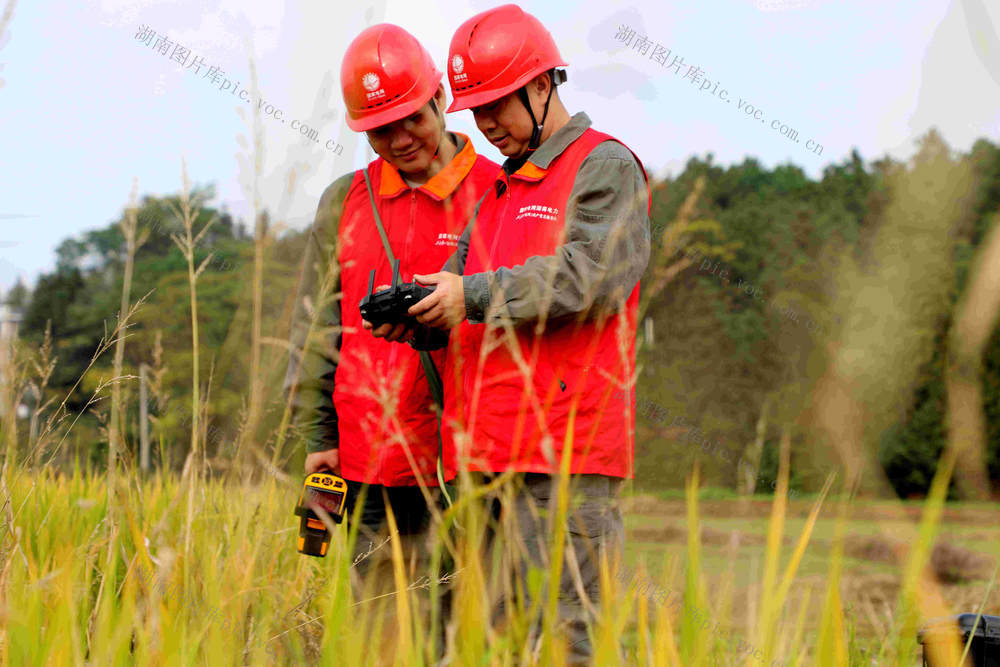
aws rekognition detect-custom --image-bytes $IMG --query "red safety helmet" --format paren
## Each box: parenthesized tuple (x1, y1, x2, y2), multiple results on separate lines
(446, 4, 567, 113)
(341, 24, 442, 132)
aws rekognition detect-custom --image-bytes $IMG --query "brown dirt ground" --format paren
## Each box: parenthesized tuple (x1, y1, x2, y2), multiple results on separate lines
(623, 493, 1000, 643)
(624, 493, 1000, 524)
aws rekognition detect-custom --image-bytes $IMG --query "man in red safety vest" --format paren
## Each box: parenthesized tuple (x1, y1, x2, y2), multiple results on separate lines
(284, 23, 498, 655)
(404, 4, 652, 663)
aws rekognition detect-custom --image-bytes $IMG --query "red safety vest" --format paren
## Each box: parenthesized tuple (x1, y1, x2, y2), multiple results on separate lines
(442, 128, 650, 478)
(334, 136, 498, 486)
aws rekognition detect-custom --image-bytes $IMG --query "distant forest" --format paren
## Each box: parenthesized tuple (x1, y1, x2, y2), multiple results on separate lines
(6, 129, 999, 498)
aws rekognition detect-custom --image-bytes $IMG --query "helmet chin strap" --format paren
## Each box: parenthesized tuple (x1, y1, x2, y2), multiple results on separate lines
(516, 71, 558, 151)
(517, 69, 566, 151)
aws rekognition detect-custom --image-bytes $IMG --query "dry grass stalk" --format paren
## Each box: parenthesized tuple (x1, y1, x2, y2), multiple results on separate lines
(638, 175, 705, 318)
(945, 210, 1000, 500)
(109, 179, 149, 478)
(27, 322, 57, 470)
(224, 41, 294, 474)
(239, 42, 267, 468)
(0, 0, 16, 81)
(33, 300, 148, 472)
(169, 159, 216, 480)
(168, 158, 216, 555)
(141, 330, 168, 470)
(0, 339, 26, 474)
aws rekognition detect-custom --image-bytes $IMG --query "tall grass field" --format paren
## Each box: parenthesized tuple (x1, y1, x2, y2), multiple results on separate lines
(2, 6, 999, 664)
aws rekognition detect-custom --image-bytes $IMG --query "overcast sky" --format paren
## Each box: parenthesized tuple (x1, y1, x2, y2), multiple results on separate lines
(1, 0, 998, 293)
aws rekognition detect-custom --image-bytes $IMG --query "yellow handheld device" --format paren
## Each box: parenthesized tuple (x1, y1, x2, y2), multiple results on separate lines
(294, 472, 347, 557)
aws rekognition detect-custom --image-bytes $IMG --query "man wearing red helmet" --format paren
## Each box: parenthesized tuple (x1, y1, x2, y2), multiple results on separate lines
(284, 23, 498, 647)
(405, 3, 651, 662)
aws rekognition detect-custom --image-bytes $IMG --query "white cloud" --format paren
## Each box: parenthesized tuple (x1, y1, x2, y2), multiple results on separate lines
(92, 0, 283, 57)
(751, 0, 825, 11)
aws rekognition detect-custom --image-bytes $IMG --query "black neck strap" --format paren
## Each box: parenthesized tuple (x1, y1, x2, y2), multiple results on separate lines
(516, 73, 557, 151)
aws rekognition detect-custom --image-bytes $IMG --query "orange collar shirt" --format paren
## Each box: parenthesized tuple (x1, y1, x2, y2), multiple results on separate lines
(286, 133, 499, 486)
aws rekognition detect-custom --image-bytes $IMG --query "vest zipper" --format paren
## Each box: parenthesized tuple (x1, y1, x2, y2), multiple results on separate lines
(382, 189, 420, 485)
(404, 189, 417, 267)
(488, 173, 512, 265)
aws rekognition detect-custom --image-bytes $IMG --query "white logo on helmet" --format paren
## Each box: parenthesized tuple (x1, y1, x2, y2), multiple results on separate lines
(362, 72, 386, 101)
(452, 55, 468, 83)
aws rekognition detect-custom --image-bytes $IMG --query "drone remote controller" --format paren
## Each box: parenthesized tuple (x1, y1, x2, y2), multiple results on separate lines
(358, 260, 448, 351)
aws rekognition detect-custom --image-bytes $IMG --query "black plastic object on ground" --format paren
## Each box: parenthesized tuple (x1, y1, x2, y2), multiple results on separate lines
(917, 614, 1000, 666)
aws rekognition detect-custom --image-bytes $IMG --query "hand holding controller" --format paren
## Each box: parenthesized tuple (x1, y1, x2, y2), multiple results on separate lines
(358, 260, 448, 351)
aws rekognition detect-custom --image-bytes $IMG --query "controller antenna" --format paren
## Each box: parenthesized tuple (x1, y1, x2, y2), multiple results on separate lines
(391, 259, 401, 293)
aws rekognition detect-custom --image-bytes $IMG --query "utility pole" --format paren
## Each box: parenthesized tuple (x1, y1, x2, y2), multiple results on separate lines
(0, 300, 23, 467)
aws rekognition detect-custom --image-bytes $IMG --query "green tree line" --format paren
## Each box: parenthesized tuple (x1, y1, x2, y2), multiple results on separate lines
(5, 130, 999, 497)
